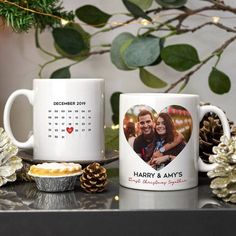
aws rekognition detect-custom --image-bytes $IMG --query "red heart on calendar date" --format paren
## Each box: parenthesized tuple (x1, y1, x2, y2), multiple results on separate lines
(66, 127, 74, 134)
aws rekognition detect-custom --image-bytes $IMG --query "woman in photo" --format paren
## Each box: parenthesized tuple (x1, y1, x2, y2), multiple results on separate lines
(124, 122, 136, 148)
(149, 112, 186, 169)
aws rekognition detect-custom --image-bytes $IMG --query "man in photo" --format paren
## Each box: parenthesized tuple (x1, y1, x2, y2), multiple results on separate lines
(133, 110, 156, 162)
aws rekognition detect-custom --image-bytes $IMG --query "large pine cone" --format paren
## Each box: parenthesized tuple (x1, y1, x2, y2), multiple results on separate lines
(199, 103, 236, 163)
(208, 135, 236, 203)
(80, 163, 107, 193)
(0, 128, 22, 186)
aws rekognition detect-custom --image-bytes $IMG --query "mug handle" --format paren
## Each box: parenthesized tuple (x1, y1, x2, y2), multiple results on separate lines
(198, 105, 230, 172)
(3, 89, 34, 149)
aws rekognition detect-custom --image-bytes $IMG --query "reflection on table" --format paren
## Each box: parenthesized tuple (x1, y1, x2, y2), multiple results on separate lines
(0, 175, 235, 211)
(119, 182, 224, 210)
(0, 180, 119, 211)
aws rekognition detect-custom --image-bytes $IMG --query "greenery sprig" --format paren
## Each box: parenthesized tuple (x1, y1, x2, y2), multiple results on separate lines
(0, 0, 74, 32)
(34, 0, 235, 97)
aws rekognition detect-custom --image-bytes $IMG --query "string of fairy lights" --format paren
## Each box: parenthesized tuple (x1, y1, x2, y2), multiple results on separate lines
(61, 14, 222, 27)
(0, 0, 226, 29)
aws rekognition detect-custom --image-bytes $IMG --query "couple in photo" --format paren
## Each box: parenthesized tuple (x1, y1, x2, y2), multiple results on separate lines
(132, 109, 186, 170)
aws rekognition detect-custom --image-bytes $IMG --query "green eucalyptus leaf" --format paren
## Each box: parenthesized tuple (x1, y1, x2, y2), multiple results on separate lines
(75, 5, 111, 28)
(150, 38, 165, 66)
(54, 43, 89, 62)
(53, 23, 90, 61)
(110, 92, 122, 125)
(155, 0, 187, 8)
(111, 92, 122, 114)
(65, 23, 90, 41)
(50, 67, 71, 79)
(161, 44, 200, 71)
(105, 127, 119, 151)
(111, 32, 136, 70)
(122, 0, 152, 21)
(139, 68, 167, 88)
(112, 114, 119, 125)
(123, 36, 160, 67)
(129, 0, 153, 10)
(208, 67, 231, 94)
(53, 28, 86, 55)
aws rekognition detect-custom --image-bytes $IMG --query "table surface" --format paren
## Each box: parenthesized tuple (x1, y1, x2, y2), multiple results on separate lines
(0, 160, 235, 211)
(1, 161, 236, 236)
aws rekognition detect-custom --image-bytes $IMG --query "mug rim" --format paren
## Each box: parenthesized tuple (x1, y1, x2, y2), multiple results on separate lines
(34, 78, 104, 81)
(121, 93, 199, 98)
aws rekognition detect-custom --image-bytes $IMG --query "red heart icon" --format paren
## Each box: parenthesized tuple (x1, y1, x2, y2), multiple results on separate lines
(66, 127, 74, 134)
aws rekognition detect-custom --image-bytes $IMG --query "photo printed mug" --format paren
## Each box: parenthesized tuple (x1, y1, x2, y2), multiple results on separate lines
(4, 78, 104, 161)
(119, 93, 230, 191)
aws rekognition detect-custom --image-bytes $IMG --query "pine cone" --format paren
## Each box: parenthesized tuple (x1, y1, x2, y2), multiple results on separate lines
(80, 163, 107, 193)
(199, 103, 235, 163)
(0, 128, 22, 187)
(208, 135, 236, 203)
(16, 161, 34, 182)
(79, 195, 108, 209)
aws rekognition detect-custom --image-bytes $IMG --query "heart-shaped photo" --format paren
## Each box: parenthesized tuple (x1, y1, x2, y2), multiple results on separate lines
(123, 105, 192, 171)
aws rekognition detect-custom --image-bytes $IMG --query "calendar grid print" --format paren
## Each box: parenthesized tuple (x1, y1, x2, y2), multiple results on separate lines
(47, 108, 93, 139)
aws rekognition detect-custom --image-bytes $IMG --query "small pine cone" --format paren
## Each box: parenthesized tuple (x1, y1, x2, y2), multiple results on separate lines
(16, 161, 34, 182)
(199, 102, 235, 163)
(80, 163, 107, 193)
(79, 195, 108, 209)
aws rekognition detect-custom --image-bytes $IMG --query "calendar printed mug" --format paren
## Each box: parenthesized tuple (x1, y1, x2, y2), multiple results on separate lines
(119, 93, 231, 191)
(4, 78, 105, 161)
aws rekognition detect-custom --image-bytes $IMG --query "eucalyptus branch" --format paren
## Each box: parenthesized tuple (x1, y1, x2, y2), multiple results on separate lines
(35, 27, 60, 58)
(91, 7, 176, 38)
(38, 49, 110, 77)
(164, 35, 236, 92)
(91, 3, 236, 38)
(38, 57, 63, 78)
(91, 18, 136, 37)
(177, 22, 236, 34)
(89, 49, 110, 55)
(175, 3, 236, 29)
(88, 1, 236, 38)
(214, 54, 222, 67)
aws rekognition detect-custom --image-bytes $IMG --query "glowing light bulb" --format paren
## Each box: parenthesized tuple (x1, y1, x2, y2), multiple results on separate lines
(111, 21, 122, 27)
(111, 124, 119, 130)
(114, 195, 119, 201)
(61, 19, 69, 26)
(140, 19, 151, 26)
(212, 16, 220, 23)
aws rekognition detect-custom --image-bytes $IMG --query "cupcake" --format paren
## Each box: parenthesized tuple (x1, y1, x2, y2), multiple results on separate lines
(28, 162, 82, 192)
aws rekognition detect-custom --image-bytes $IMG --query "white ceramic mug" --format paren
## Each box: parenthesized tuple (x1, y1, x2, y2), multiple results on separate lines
(4, 78, 104, 161)
(119, 93, 230, 191)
